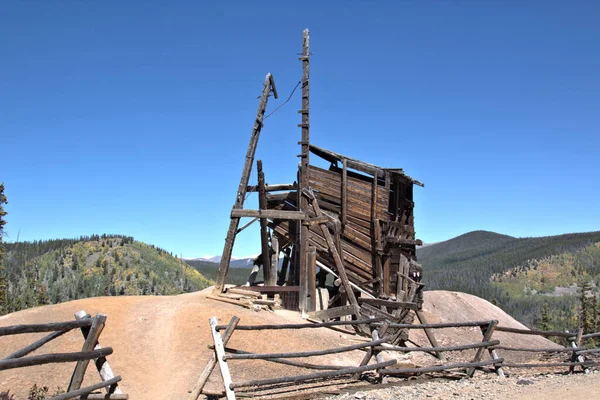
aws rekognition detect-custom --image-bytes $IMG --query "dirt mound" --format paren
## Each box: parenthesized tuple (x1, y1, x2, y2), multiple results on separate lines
(0, 290, 558, 399)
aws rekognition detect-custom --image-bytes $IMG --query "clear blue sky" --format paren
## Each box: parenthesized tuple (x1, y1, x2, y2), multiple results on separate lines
(2, 1, 599, 258)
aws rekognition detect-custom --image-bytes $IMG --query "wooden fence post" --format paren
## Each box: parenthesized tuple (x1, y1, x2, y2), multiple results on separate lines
(68, 314, 107, 391)
(72, 310, 123, 395)
(467, 320, 499, 378)
(209, 317, 236, 400)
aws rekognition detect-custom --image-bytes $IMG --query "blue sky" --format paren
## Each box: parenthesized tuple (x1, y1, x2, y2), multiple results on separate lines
(1, 1, 599, 258)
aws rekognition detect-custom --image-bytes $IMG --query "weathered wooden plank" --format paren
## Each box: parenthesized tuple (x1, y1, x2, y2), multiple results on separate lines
(231, 209, 306, 220)
(495, 326, 576, 338)
(188, 316, 240, 400)
(247, 183, 297, 192)
(382, 359, 503, 376)
(307, 305, 359, 321)
(307, 246, 317, 312)
(357, 298, 417, 310)
(214, 317, 386, 332)
(257, 160, 272, 285)
(378, 340, 499, 353)
(267, 235, 279, 286)
(209, 317, 235, 400)
(415, 310, 443, 360)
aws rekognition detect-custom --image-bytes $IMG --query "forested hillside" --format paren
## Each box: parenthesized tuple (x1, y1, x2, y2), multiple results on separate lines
(418, 230, 600, 330)
(2, 235, 213, 314)
(184, 259, 254, 286)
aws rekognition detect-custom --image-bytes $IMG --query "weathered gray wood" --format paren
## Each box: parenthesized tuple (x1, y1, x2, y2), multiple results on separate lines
(213, 73, 277, 294)
(209, 317, 236, 400)
(230, 359, 396, 389)
(491, 345, 583, 352)
(247, 183, 297, 192)
(307, 246, 317, 312)
(68, 314, 107, 391)
(468, 320, 498, 377)
(268, 235, 279, 286)
(48, 376, 121, 400)
(501, 361, 600, 368)
(4, 330, 67, 359)
(73, 311, 123, 395)
(415, 309, 443, 360)
(385, 320, 494, 329)
(215, 317, 386, 331)
(0, 348, 112, 371)
(80, 394, 128, 400)
(382, 359, 503, 376)
(223, 347, 351, 371)
(341, 158, 347, 227)
(490, 349, 505, 378)
(257, 160, 272, 285)
(207, 295, 251, 309)
(188, 316, 240, 400)
(230, 209, 306, 220)
(495, 326, 576, 337)
(277, 247, 291, 286)
(227, 288, 260, 298)
(357, 298, 417, 310)
(307, 305, 359, 321)
(570, 328, 588, 374)
(235, 217, 259, 234)
(376, 340, 499, 353)
(224, 337, 389, 360)
(0, 319, 92, 336)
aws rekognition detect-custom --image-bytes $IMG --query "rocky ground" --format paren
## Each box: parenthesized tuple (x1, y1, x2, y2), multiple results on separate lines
(327, 371, 600, 400)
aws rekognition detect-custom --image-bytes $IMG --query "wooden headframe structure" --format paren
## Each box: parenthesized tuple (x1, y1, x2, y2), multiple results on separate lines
(213, 30, 425, 332)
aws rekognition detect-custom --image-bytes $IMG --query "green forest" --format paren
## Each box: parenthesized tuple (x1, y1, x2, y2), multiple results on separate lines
(418, 230, 600, 332)
(0, 234, 213, 315)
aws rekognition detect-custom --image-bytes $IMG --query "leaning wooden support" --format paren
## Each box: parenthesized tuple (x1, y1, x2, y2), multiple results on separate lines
(213, 73, 277, 294)
(4, 330, 67, 360)
(415, 310, 443, 360)
(257, 160, 272, 284)
(48, 376, 122, 400)
(230, 359, 396, 390)
(209, 317, 236, 400)
(0, 348, 113, 371)
(188, 316, 240, 400)
(385, 320, 493, 329)
(230, 209, 306, 220)
(223, 337, 389, 360)
(222, 348, 352, 371)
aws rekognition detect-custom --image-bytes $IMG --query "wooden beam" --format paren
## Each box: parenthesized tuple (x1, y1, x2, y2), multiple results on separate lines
(4, 330, 67, 360)
(0, 319, 92, 336)
(209, 317, 236, 400)
(357, 298, 417, 310)
(230, 209, 306, 220)
(214, 317, 387, 332)
(247, 183, 297, 192)
(257, 160, 272, 285)
(307, 305, 359, 321)
(48, 376, 122, 400)
(0, 348, 112, 371)
(277, 247, 291, 286)
(188, 316, 240, 400)
(415, 310, 443, 360)
(307, 246, 317, 312)
(341, 158, 347, 227)
(214, 73, 277, 294)
(268, 235, 279, 286)
(235, 217, 259, 234)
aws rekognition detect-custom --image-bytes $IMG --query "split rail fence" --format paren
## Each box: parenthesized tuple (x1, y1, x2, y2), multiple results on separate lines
(190, 316, 600, 400)
(0, 310, 127, 400)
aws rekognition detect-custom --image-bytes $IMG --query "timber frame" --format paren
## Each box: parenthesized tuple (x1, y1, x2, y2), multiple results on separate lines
(212, 29, 427, 346)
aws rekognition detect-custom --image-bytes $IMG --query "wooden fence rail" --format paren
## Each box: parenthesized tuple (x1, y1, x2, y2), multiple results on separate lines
(0, 310, 127, 400)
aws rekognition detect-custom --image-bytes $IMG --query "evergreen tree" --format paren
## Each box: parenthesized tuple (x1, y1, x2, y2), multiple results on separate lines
(540, 302, 551, 331)
(0, 183, 8, 315)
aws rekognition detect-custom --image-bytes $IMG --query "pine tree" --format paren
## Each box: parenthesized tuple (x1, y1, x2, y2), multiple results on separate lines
(0, 183, 8, 315)
(540, 302, 551, 331)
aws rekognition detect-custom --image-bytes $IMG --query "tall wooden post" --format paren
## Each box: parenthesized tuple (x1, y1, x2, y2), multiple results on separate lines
(257, 160, 272, 284)
(214, 74, 277, 294)
(298, 29, 311, 313)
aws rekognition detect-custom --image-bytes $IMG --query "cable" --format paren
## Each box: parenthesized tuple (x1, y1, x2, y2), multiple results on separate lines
(264, 80, 302, 119)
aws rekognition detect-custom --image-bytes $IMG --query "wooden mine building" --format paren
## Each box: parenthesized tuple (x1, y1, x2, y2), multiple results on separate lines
(212, 30, 428, 344)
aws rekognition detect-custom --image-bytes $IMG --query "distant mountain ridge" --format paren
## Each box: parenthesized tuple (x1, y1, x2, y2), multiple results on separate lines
(186, 256, 256, 268)
(418, 230, 600, 329)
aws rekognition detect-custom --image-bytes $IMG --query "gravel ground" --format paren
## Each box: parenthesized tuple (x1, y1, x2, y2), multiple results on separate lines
(326, 371, 600, 400)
